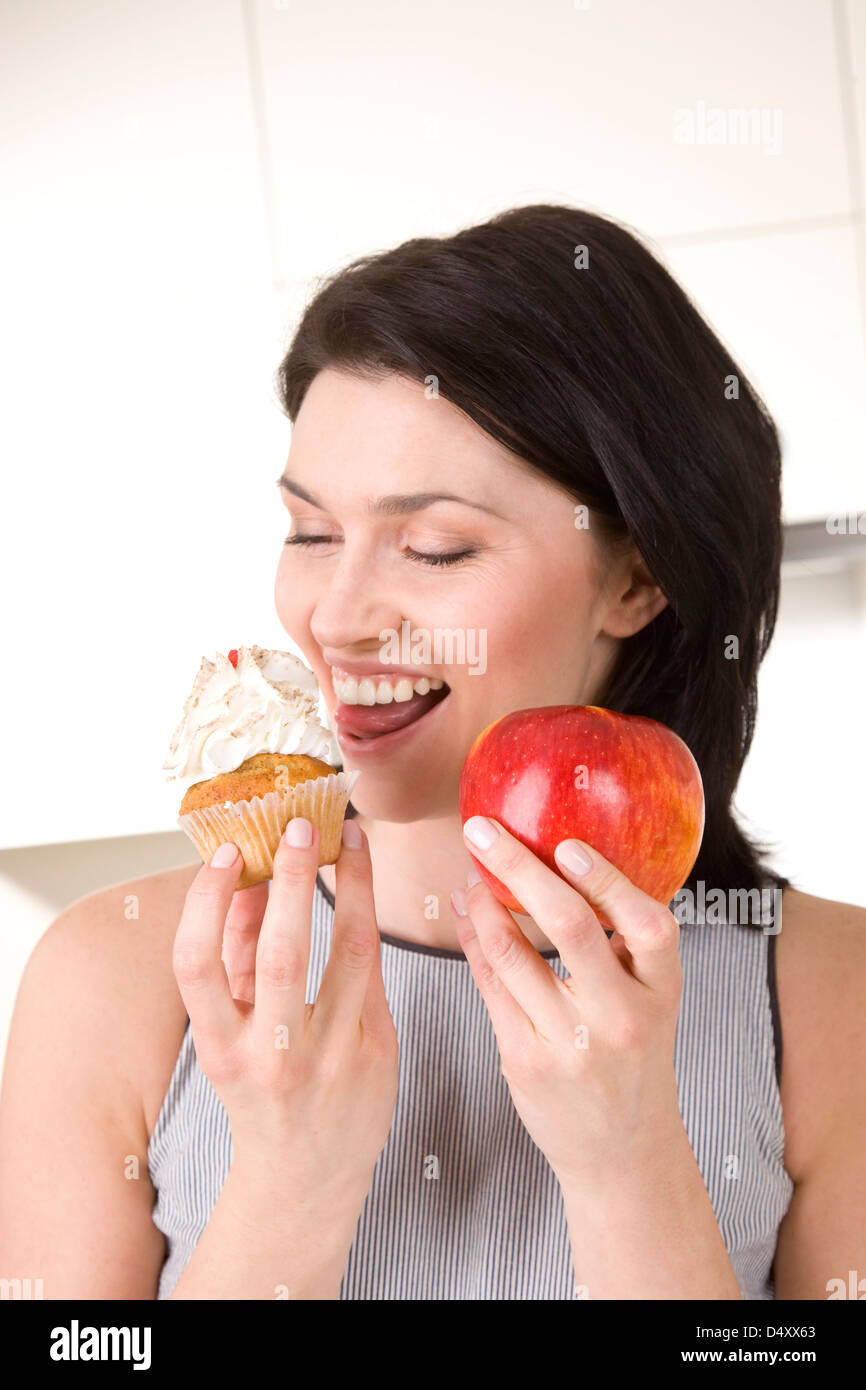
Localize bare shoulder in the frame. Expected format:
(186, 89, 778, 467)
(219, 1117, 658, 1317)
(774, 885, 866, 1183)
(0, 862, 200, 1296)
(39, 861, 199, 1138)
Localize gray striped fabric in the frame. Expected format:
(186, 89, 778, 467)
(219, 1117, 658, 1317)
(147, 874, 794, 1299)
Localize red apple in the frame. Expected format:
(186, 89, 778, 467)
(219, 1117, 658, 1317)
(458, 705, 704, 924)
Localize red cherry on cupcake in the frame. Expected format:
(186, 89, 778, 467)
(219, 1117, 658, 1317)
(228, 649, 239, 668)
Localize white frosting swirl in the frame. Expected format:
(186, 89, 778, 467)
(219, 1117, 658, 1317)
(163, 644, 340, 784)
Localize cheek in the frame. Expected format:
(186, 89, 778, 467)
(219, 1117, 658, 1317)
(273, 561, 333, 692)
(274, 558, 316, 643)
(485, 558, 594, 672)
(275, 553, 306, 607)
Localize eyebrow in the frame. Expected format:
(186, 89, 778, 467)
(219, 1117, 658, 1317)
(275, 473, 507, 519)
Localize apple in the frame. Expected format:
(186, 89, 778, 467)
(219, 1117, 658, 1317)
(458, 705, 704, 924)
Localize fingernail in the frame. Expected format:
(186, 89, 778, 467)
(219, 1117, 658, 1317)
(211, 842, 239, 868)
(342, 819, 363, 849)
(463, 816, 498, 850)
(284, 817, 313, 848)
(467, 865, 482, 887)
(450, 888, 468, 917)
(555, 839, 592, 875)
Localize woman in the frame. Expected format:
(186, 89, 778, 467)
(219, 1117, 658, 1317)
(1, 204, 863, 1300)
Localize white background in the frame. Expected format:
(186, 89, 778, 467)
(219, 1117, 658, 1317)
(1, 0, 865, 1073)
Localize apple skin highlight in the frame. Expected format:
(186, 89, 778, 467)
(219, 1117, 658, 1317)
(458, 705, 705, 923)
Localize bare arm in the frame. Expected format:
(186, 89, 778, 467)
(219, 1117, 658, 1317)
(0, 906, 165, 1299)
(773, 895, 866, 1298)
(167, 1156, 362, 1299)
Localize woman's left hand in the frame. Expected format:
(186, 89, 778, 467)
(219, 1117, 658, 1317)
(450, 816, 687, 1193)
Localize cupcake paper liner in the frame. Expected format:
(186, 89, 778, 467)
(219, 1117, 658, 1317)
(177, 768, 361, 890)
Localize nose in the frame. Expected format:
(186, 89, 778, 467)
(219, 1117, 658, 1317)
(308, 542, 405, 655)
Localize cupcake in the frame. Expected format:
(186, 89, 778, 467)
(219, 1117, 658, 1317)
(163, 644, 359, 889)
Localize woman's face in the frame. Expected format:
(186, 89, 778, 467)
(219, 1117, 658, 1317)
(274, 367, 628, 823)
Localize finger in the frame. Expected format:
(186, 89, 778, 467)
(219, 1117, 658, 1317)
(359, 942, 391, 1039)
(457, 879, 574, 1045)
(313, 821, 385, 1038)
(553, 839, 681, 993)
(451, 890, 535, 1048)
(172, 842, 245, 1050)
(251, 818, 318, 1048)
(222, 880, 269, 1002)
(462, 816, 625, 997)
(358, 896, 392, 1038)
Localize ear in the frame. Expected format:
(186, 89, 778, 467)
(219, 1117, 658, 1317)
(600, 546, 669, 639)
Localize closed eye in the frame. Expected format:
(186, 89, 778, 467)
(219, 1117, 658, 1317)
(283, 534, 477, 567)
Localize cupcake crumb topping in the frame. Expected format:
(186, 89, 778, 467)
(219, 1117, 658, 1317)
(163, 644, 339, 784)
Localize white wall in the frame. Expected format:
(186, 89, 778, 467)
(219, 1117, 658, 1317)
(2, 0, 865, 1076)
(738, 560, 866, 907)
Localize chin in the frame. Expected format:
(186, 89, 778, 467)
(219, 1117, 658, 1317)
(343, 776, 457, 824)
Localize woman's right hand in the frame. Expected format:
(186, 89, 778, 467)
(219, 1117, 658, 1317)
(172, 817, 399, 1219)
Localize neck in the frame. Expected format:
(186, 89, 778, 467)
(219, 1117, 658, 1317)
(318, 810, 557, 955)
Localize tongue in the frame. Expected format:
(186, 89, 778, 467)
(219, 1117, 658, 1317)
(334, 686, 448, 739)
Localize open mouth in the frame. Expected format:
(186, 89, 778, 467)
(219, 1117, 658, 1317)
(333, 681, 451, 744)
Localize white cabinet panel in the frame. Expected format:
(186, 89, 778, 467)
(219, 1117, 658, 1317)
(255, 0, 850, 275)
(656, 224, 866, 524)
(0, 0, 270, 295)
(846, 0, 866, 186)
(846, 0, 866, 328)
(738, 564, 866, 908)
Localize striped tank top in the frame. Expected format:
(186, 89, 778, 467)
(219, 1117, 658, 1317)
(147, 873, 794, 1299)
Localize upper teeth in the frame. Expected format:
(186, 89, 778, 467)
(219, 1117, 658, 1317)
(332, 670, 445, 705)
